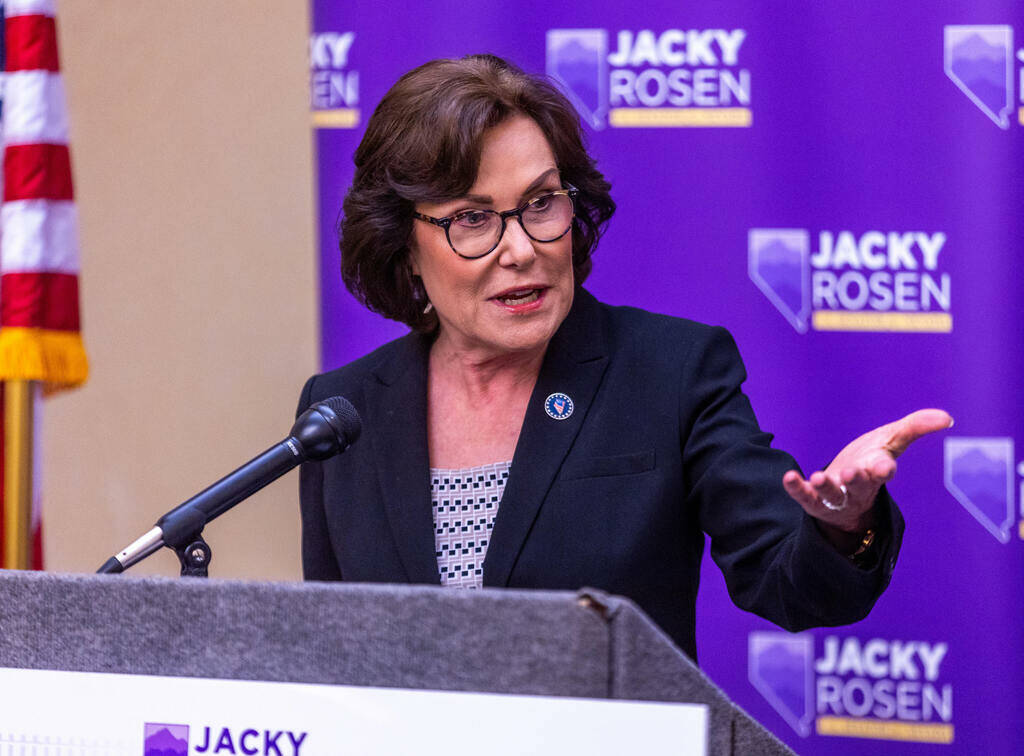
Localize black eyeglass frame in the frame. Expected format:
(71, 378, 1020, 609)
(412, 185, 579, 260)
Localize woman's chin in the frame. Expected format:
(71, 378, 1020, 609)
(488, 306, 566, 354)
(435, 284, 572, 359)
(441, 319, 557, 360)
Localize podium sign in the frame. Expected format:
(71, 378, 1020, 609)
(0, 667, 708, 755)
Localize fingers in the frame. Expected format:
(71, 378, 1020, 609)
(837, 458, 892, 501)
(838, 466, 872, 502)
(783, 470, 852, 512)
(809, 471, 846, 509)
(782, 408, 950, 533)
(783, 469, 818, 509)
(842, 452, 896, 484)
(783, 466, 882, 533)
(868, 454, 897, 481)
(884, 408, 954, 457)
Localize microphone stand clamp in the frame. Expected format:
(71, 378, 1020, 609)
(173, 533, 212, 578)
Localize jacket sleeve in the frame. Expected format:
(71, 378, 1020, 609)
(682, 326, 903, 630)
(297, 374, 343, 581)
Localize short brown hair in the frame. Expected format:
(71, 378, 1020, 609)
(340, 54, 616, 332)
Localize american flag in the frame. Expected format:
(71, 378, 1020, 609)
(0, 0, 88, 568)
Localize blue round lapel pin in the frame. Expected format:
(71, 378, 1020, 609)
(544, 392, 574, 421)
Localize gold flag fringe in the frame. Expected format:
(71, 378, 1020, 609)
(0, 327, 89, 394)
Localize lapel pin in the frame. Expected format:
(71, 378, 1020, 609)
(544, 392, 574, 421)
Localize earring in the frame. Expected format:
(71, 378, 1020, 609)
(412, 271, 432, 315)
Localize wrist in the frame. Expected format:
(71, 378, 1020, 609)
(847, 529, 878, 567)
(815, 508, 877, 555)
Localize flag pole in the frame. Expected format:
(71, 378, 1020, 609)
(3, 379, 34, 569)
(0, 5, 88, 570)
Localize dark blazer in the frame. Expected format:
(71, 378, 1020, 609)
(298, 288, 902, 660)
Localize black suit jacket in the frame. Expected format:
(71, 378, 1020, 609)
(298, 288, 902, 660)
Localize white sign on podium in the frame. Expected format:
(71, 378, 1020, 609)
(0, 667, 708, 755)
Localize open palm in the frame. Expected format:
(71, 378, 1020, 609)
(782, 409, 953, 535)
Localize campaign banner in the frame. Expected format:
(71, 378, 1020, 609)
(310, 2, 1024, 753)
(0, 667, 707, 755)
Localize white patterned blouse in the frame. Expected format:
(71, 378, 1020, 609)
(430, 460, 512, 588)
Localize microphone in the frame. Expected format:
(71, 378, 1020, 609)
(97, 396, 360, 575)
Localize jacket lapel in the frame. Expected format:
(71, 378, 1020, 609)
(483, 288, 610, 587)
(364, 332, 442, 584)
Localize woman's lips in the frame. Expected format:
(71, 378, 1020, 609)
(492, 286, 547, 311)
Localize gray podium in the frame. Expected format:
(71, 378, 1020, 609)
(0, 570, 793, 755)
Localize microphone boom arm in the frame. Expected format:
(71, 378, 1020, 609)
(96, 396, 361, 577)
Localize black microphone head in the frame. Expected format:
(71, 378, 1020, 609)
(291, 395, 362, 461)
(316, 395, 361, 446)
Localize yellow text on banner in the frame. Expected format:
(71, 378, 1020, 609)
(812, 311, 952, 333)
(312, 109, 360, 128)
(609, 108, 752, 128)
(816, 716, 954, 744)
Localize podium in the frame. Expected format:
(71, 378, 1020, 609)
(0, 570, 792, 755)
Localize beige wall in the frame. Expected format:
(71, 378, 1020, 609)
(45, 2, 318, 579)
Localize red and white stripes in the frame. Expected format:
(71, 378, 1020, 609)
(0, 0, 87, 388)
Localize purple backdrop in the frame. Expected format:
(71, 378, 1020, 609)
(309, 1, 1024, 751)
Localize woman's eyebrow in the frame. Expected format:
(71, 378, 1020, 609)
(519, 168, 561, 200)
(457, 168, 561, 206)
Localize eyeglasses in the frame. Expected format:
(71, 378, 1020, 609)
(412, 186, 578, 260)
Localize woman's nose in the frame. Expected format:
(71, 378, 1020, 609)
(496, 217, 537, 267)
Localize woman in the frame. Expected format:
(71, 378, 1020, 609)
(298, 55, 950, 660)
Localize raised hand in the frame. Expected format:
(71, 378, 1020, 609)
(782, 409, 953, 538)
